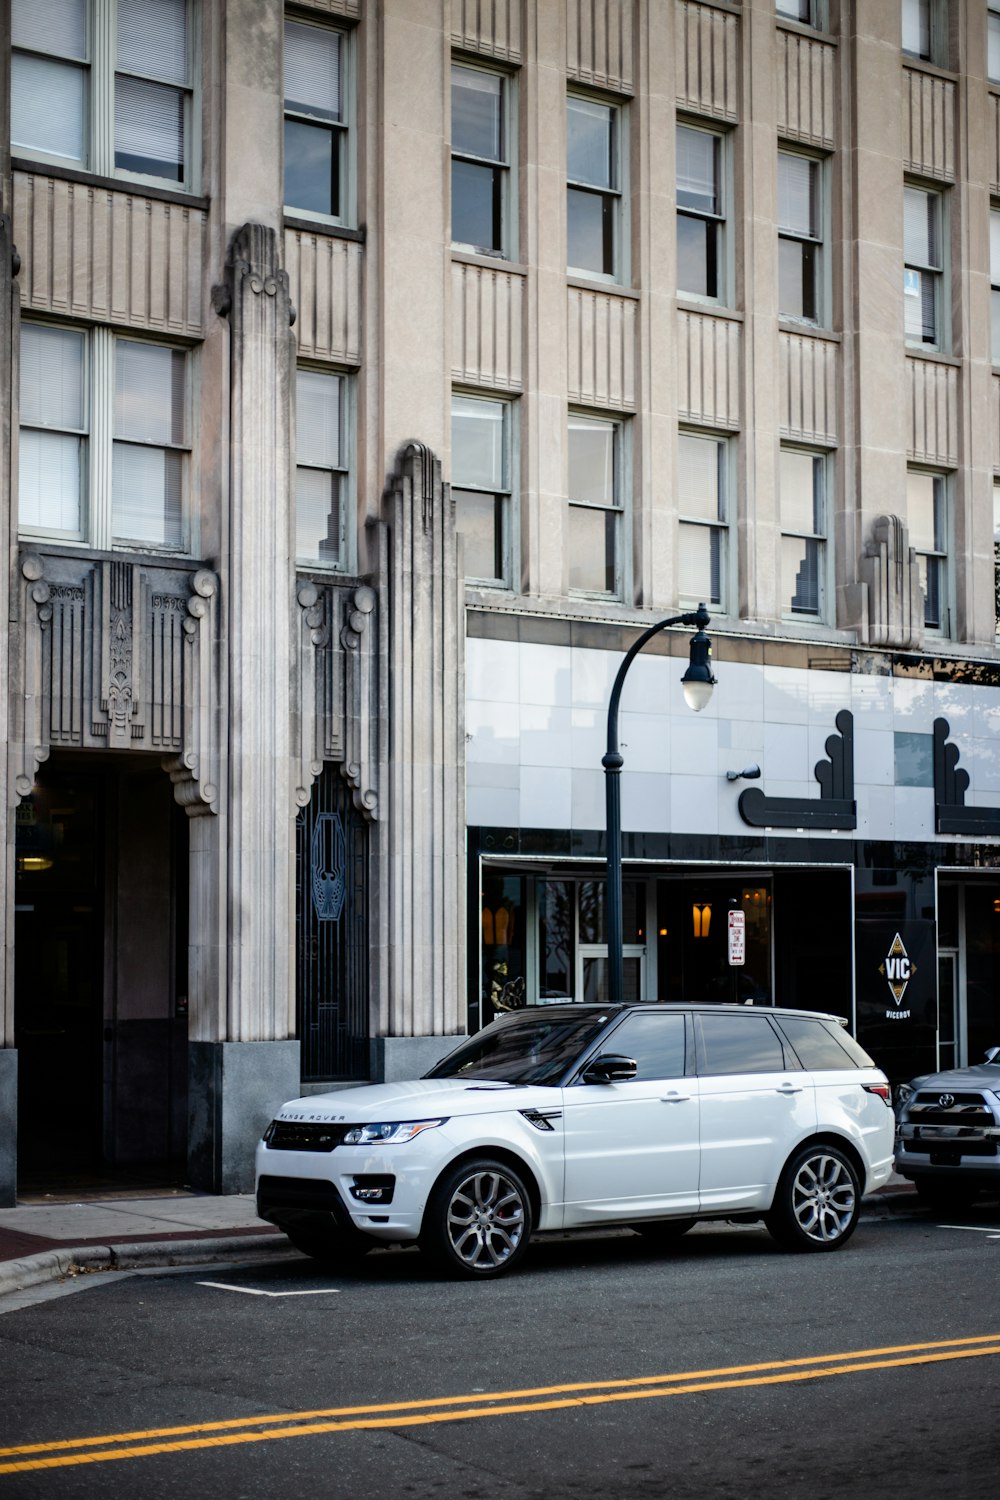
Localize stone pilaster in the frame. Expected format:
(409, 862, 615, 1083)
(0, 212, 17, 1203)
(375, 443, 466, 1043)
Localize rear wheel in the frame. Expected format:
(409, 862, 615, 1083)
(421, 1158, 532, 1279)
(765, 1144, 860, 1252)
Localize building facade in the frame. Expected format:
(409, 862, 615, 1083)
(3, 0, 1000, 1203)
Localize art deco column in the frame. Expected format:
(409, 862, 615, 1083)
(0, 214, 19, 1205)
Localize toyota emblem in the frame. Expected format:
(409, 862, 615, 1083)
(938, 1093, 956, 1108)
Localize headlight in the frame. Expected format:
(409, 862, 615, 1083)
(342, 1118, 447, 1144)
(894, 1083, 915, 1110)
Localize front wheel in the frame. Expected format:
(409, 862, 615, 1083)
(765, 1145, 860, 1253)
(421, 1158, 533, 1279)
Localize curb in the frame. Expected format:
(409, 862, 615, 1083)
(0, 1235, 295, 1296)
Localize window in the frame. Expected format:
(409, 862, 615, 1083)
(904, 186, 944, 349)
(994, 481, 1000, 637)
(604, 1012, 686, 1082)
(452, 394, 513, 586)
(907, 469, 949, 632)
(776, 0, 821, 25)
(678, 432, 728, 611)
(296, 368, 349, 568)
(567, 95, 624, 280)
(779, 447, 827, 619)
(451, 64, 513, 258)
(284, 15, 350, 221)
(676, 125, 726, 302)
(991, 5, 1000, 84)
(775, 1016, 860, 1071)
(901, 0, 946, 64)
(696, 1013, 787, 1076)
(778, 152, 823, 324)
(11, 0, 195, 187)
(19, 322, 189, 550)
(567, 414, 625, 596)
(992, 210, 1000, 364)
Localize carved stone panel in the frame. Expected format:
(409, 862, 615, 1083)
(858, 515, 923, 651)
(294, 578, 380, 817)
(15, 551, 219, 814)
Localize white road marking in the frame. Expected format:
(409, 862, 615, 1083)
(196, 1281, 340, 1297)
(938, 1225, 1000, 1239)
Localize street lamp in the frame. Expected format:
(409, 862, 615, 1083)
(602, 603, 716, 1007)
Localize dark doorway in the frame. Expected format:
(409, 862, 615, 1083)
(295, 765, 369, 1081)
(14, 756, 188, 1193)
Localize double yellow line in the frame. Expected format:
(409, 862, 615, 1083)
(2, 1334, 999, 1476)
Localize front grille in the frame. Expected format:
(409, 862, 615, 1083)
(264, 1121, 350, 1152)
(907, 1092, 996, 1126)
(256, 1174, 344, 1217)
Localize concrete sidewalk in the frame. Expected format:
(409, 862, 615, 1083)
(0, 1175, 917, 1298)
(0, 1191, 291, 1296)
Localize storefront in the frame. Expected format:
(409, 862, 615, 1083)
(465, 623, 1000, 1093)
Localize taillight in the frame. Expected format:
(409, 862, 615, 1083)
(863, 1083, 892, 1107)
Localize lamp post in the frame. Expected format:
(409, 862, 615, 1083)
(602, 603, 716, 1008)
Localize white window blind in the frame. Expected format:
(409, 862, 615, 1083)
(11, 0, 86, 56)
(11, 54, 87, 162)
(118, 0, 188, 83)
(112, 340, 186, 547)
(297, 370, 342, 468)
(285, 21, 341, 120)
(19, 324, 86, 534)
(114, 341, 185, 444)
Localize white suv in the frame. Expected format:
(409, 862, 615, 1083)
(255, 1004, 895, 1279)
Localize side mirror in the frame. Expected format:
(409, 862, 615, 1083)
(985, 1046, 999, 1063)
(581, 1053, 637, 1084)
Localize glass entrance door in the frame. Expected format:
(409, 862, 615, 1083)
(936, 949, 960, 1071)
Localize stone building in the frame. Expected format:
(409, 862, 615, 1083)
(3, 0, 1000, 1204)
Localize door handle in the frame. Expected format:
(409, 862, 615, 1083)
(776, 1084, 803, 1094)
(660, 1092, 691, 1103)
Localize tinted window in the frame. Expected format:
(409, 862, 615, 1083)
(777, 1016, 863, 1070)
(697, 1014, 786, 1076)
(603, 1012, 686, 1081)
(426, 1014, 612, 1085)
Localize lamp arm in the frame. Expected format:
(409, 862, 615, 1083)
(605, 608, 707, 756)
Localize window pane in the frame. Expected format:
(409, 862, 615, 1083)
(11, 55, 86, 163)
(285, 21, 341, 121)
(284, 119, 339, 216)
(679, 521, 722, 607)
(780, 449, 821, 533)
(678, 434, 723, 521)
(21, 325, 85, 430)
(567, 187, 614, 276)
(115, 342, 185, 445)
(992, 213, 1000, 284)
(12, 0, 86, 56)
(698, 1014, 786, 1076)
(677, 214, 718, 298)
(118, 0, 187, 85)
(452, 159, 502, 252)
(778, 237, 817, 319)
(453, 397, 504, 489)
(452, 66, 501, 161)
(115, 77, 185, 179)
(567, 97, 613, 188)
(297, 370, 342, 468)
(568, 504, 616, 593)
(112, 442, 183, 546)
(903, 267, 937, 343)
(901, 0, 931, 58)
(907, 470, 944, 551)
(904, 188, 938, 267)
(606, 1012, 686, 1081)
(993, 289, 1000, 366)
(19, 431, 83, 532)
(920, 554, 943, 629)
(782, 535, 820, 614)
(778, 154, 817, 237)
(296, 467, 342, 563)
(676, 127, 719, 214)
(538, 879, 573, 999)
(777, 1017, 857, 1071)
(990, 11, 1000, 83)
(777, 0, 812, 18)
(454, 489, 502, 581)
(569, 418, 614, 507)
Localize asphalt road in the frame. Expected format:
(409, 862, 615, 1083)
(0, 1200, 998, 1500)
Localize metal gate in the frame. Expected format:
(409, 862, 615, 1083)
(295, 766, 369, 1080)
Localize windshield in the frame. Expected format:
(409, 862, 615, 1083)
(425, 1014, 612, 1085)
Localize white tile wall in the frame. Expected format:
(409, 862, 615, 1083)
(465, 638, 1000, 845)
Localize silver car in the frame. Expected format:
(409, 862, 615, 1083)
(895, 1048, 1000, 1209)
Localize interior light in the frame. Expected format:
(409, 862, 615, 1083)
(692, 902, 712, 939)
